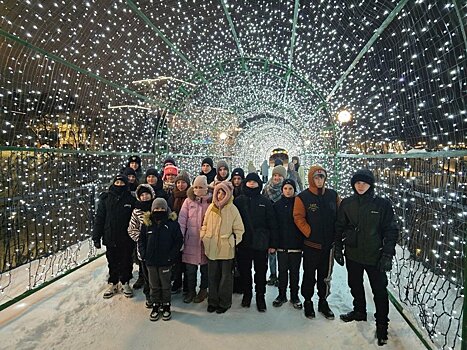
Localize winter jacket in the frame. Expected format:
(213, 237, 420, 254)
(293, 165, 341, 251)
(201, 190, 244, 260)
(93, 187, 136, 247)
(139, 212, 183, 267)
(335, 188, 399, 266)
(233, 187, 278, 251)
(178, 187, 212, 265)
(273, 196, 303, 250)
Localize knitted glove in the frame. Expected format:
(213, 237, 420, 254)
(377, 253, 393, 272)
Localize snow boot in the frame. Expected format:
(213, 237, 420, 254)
(207, 305, 217, 313)
(241, 294, 252, 308)
(103, 283, 118, 299)
(256, 294, 267, 312)
(340, 310, 367, 322)
(267, 274, 278, 286)
(150, 303, 162, 321)
(132, 275, 144, 290)
(216, 306, 229, 314)
(376, 324, 388, 346)
(318, 299, 335, 320)
(272, 295, 287, 307)
(162, 304, 172, 321)
(304, 300, 315, 319)
(122, 282, 133, 298)
(193, 288, 208, 303)
(145, 299, 153, 309)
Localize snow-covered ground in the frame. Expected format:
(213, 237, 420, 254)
(0, 256, 429, 350)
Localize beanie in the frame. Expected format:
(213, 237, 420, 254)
(113, 174, 128, 186)
(216, 160, 229, 172)
(272, 165, 287, 179)
(128, 155, 142, 166)
(192, 175, 208, 196)
(174, 170, 191, 185)
(201, 157, 214, 168)
(145, 168, 159, 178)
(163, 164, 179, 180)
(122, 167, 137, 178)
(163, 157, 176, 167)
(245, 172, 263, 187)
(282, 179, 297, 193)
(151, 197, 168, 211)
(231, 167, 245, 180)
(351, 169, 375, 190)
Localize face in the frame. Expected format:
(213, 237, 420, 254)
(355, 181, 371, 195)
(246, 180, 258, 188)
(153, 207, 166, 212)
(146, 175, 157, 185)
(292, 159, 297, 164)
(129, 161, 139, 171)
(139, 192, 152, 201)
(114, 180, 126, 187)
(165, 174, 176, 182)
(127, 174, 136, 183)
(201, 163, 212, 174)
(272, 173, 283, 185)
(313, 175, 325, 188)
(282, 184, 295, 198)
(232, 176, 242, 187)
(217, 189, 226, 202)
(176, 180, 188, 191)
(218, 167, 228, 179)
(193, 185, 207, 196)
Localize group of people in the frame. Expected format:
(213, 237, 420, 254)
(92, 155, 398, 346)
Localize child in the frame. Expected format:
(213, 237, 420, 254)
(210, 160, 230, 186)
(200, 157, 216, 184)
(128, 184, 155, 307)
(139, 198, 183, 321)
(179, 175, 212, 303)
(272, 179, 303, 309)
(145, 168, 168, 199)
(163, 164, 179, 197)
(230, 168, 245, 199)
(201, 182, 244, 313)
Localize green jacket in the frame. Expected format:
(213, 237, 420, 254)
(335, 190, 398, 266)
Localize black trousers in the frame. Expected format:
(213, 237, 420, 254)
(237, 247, 268, 296)
(171, 252, 185, 289)
(185, 263, 208, 291)
(346, 258, 389, 325)
(138, 260, 150, 300)
(147, 265, 172, 304)
(277, 251, 302, 299)
(106, 242, 134, 284)
(208, 259, 234, 309)
(301, 247, 333, 301)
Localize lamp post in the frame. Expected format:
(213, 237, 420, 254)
(331, 109, 352, 189)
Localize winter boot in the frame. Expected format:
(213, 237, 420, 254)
(145, 298, 153, 309)
(132, 275, 144, 290)
(122, 282, 133, 298)
(340, 310, 367, 322)
(150, 303, 162, 321)
(241, 294, 252, 308)
(318, 299, 335, 320)
(272, 294, 287, 307)
(207, 305, 217, 313)
(376, 324, 388, 346)
(256, 294, 267, 312)
(290, 297, 303, 310)
(216, 306, 229, 314)
(103, 283, 118, 299)
(267, 274, 278, 286)
(304, 300, 316, 319)
(193, 288, 208, 303)
(162, 304, 172, 321)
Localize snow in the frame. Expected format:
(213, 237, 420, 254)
(0, 256, 429, 350)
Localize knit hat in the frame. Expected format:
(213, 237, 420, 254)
(201, 157, 214, 168)
(113, 174, 128, 186)
(163, 164, 179, 180)
(272, 165, 287, 179)
(351, 169, 375, 190)
(163, 157, 177, 167)
(216, 160, 229, 172)
(231, 168, 245, 180)
(174, 170, 191, 185)
(145, 168, 159, 177)
(136, 184, 155, 200)
(245, 172, 262, 187)
(151, 197, 168, 211)
(128, 155, 142, 166)
(192, 175, 208, 196)
(122, 167, 137, 178)
(282, 179, 297, 193)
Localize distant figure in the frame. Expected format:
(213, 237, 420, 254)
(261, 160, 269, 183)
(247, 161, 256, 174)
(291, 156, 305, 191)
(287, 162, 303, 192)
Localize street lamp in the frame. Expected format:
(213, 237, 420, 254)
(337, 109, 352, 123)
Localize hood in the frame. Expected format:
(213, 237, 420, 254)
(307, 164, 327, 195)
(143, 211, 178, 226)
(135, 184, 156, 202)
(213, 181, 234, 209)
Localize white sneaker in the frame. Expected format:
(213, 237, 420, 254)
(122, 282, 133, 298)
(103, 283, 118, 299)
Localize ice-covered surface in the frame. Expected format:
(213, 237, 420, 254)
(0, 256, 429, 350)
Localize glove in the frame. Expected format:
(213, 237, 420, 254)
(377, 253, 393, 272)
(93, 240, 102, 249)
(334, 248, 344, 266)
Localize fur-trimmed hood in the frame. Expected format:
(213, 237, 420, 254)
(135, 184, 156, 202)
(143, 211, 178, 226)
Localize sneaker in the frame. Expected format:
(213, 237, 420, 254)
(272, 295, 287, 307)
(183, 291, 195, 303)
(304, 300, 315, 319)
(216, 306, 229, 314)
(207, 305, 217, 313)
(193, 288, 208, 303)
(149, 304, 162, 321)
(132, 275, 144, 290)
(241, 294, 252, 308)
(318, 299, 335, 320)
(340, 311, 367, 322)
(103, 283, 118, 299)
(162, 304, 172, 321)
(256, 295, 266, 312)
(267, 275, 278, 286)
(145, 299, 153, 308)
(122, 282, 133, 298)
(376, 324, 388, 346)
(290, 298, 303, 310)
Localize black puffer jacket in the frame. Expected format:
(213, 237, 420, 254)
(139, 212, 183, 267)
(273, 196, 303, 250)
(92, 187, 136, 247)
(335, 189, 398, 265)
(233, 187, 278, 250)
